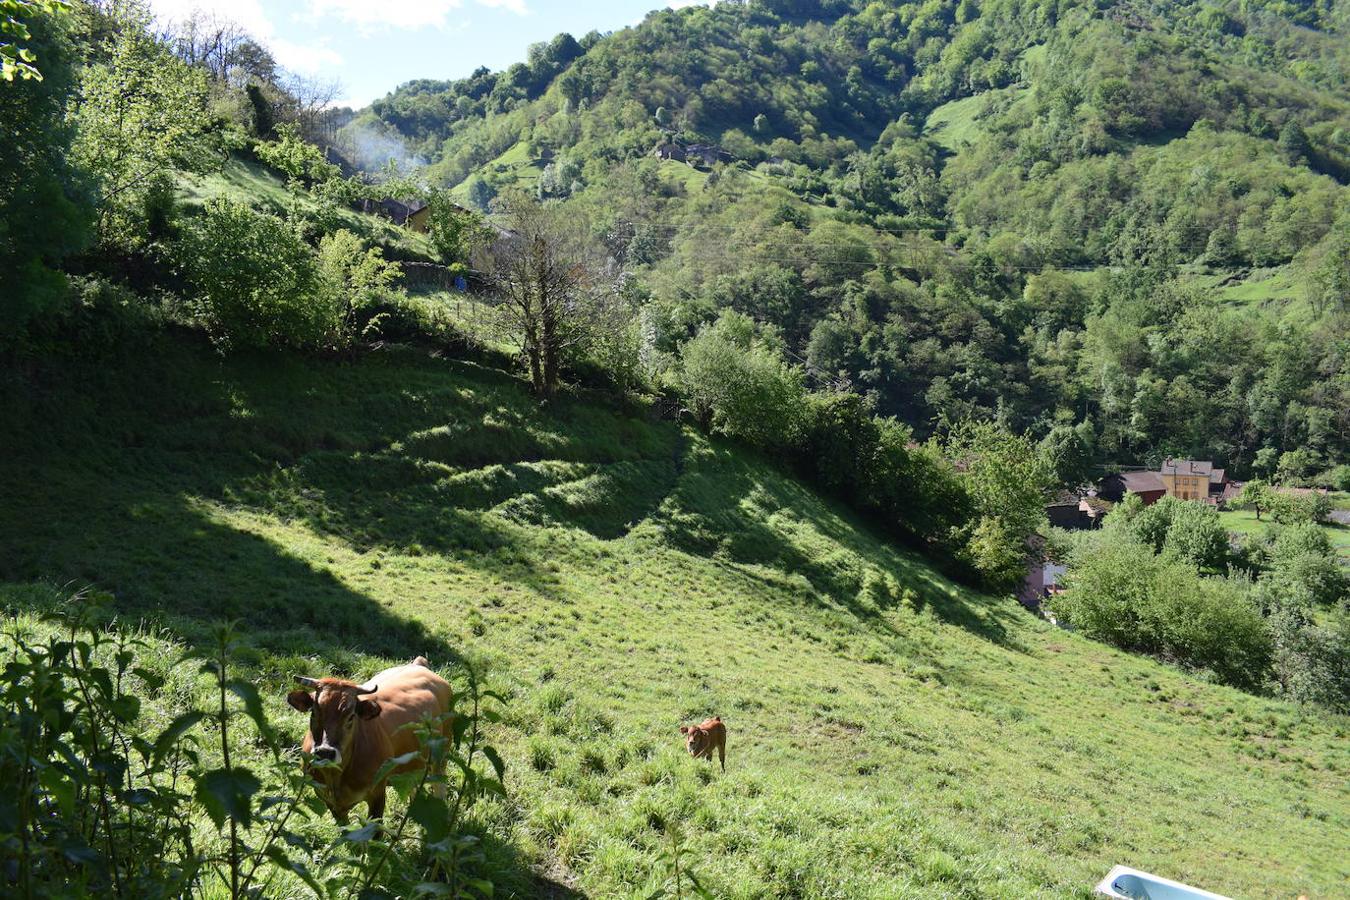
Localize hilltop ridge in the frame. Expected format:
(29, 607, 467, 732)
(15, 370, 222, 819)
(345, 0, 1350, 472)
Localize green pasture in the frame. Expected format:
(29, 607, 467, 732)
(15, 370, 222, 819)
(2, 344, 1346, 898)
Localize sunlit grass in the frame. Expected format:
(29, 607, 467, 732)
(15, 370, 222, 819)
(2, 342, 1346, 897)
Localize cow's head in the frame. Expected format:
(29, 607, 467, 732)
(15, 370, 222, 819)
(679, 723, 711, 759)
(287, 676, 382, 768)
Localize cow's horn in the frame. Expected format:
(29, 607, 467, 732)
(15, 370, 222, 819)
(355, 681, 378, 696)
(294, 675, 320, 688)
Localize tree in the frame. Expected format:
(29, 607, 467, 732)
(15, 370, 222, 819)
(0, 0, 89, 343)
(1127, 495, 1183, 553)
(72, 12, 216, 247)
(1278, 121, 1310, 165)
(424, 193, 493, 268)
(475, 193, 620, 397)
(1268, 602, 1350, 712)
(947, 421, 1053, 542)
(945, 421, 1054, 591)
(465, 175, 495, 212)
(177, 199, 332, 352)
(1039, 421, 1095, 488)
(1236, 480, 1273, 520)
(254, 122, 340, 189)
(677, 310, 805, 449)
(316, 229, 403, 345)
(0, 0, 67, 81)
(1252, 447, 1279, 477)
(1162, 501, 1230, 572)
(246, 83, 275, 138)
(1275, 448, 1320, 486)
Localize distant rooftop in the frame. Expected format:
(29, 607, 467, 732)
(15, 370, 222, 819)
(1161, 458, 1226, 484)
(1119, 471, 1166, 493)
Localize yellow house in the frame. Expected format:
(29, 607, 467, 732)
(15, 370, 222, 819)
(1158, 459, 1225, 502)
(406, 204, 431, 234)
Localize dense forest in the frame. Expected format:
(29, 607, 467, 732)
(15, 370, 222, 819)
(354, 0, 1350, 484)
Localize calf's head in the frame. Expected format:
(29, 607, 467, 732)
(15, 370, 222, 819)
(287, 676, 382, 767)
(679, 723, 712, 758)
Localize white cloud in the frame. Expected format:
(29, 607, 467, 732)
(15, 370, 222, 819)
(147, 0, 344, 73)
(476, 0, 528, 14)
(271, 38, 343, 73)
(149, 0, 276, 39)
(304, 0, 526, 30)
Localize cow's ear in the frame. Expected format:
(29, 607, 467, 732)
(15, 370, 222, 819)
(287, 690, 314, 712)
(678, 725, 689, 734)
(356, 698, 382, 720)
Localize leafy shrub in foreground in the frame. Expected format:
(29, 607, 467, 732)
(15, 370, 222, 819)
(0, 594, 507, 898)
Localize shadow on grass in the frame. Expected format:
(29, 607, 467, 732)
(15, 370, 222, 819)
(651, 441, 1027, 649)
(0, 340, 683, 639)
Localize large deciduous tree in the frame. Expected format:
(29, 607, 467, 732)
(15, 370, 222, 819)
(71, 6, 216, 248)
(0, 0, 89, 343)
(476, 193, 621, 397)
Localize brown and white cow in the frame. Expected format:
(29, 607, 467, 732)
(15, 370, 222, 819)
(286, 656, 452, 822)
(679, 716, 726, 772)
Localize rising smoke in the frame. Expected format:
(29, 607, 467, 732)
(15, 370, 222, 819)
(339, 121, 427, 174)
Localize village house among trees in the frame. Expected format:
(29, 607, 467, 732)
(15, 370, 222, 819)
(1099, 458, 1233, 507)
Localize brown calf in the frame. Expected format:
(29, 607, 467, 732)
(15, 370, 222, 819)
(286, 656, 452, 822)
(679, 716, 726, 772)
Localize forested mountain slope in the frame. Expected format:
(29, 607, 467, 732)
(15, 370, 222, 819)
(355, 0, 1350, 477)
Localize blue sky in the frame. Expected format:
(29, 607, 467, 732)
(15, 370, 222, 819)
(148, 1, 714, 109)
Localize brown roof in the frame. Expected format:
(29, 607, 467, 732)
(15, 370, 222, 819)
(1118, 471, 1166, 493)
(1160, 458, 1212, 477)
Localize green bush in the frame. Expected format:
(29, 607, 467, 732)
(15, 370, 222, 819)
(0, 595, 508, 898)
(1117, 496, 1231, 571)
(1161, 501, 1230, 571)
(316, 228, 403, 345)
(1267, 491, 1333, 526)
(789, 392, 974, 573)
(1260, 525, 1349, 608)
(1056, 538, 1271, 690)
(943, 421, 1054, 591)
(177, 199, 335, 352)
(1268, 603, 1350, 713)
(676, 311, 805, 451)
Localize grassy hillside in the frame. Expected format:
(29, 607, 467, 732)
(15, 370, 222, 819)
(178, 154, 437, 261)
(2, 341, 1346, 898)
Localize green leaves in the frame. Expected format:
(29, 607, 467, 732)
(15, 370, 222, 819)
(407, 793, 451, 842)
(195, 767, 261, 829)
(341, 820, 381, 843)
(225, 678, 277, 750)
(153, 711, 204, 764)
(370, 749, 422, 790)
(0, 0, 68, 82)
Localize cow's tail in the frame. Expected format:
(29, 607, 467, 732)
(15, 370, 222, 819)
(410, 655, 430, 668)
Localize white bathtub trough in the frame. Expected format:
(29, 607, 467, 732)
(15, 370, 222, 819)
(1094, 865, 1231, 900)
